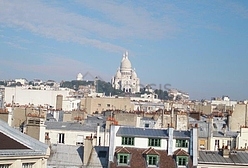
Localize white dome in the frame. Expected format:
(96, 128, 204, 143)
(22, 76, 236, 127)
(77, 73, 83, 80)
(120, 53, 132, 71)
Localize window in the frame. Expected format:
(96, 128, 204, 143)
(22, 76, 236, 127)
(122, 137, 134, 145)
(22, 163, 34, 168)
(107, 104, 110, 107)
(177, 156, 188, 166)
(146, 155, 159, 166)
(0, 164, 11, 168)
(227, 140, 231, 146)
(118, 153, 130, 165)
(58, 133, 65, 143)
(76, 135, 84, 145)
(176, 139, 188, 148)
(215, 139, 219, 149)
(145, 123, 149, 128)
(148, 138, 161, 147)
(199, 140, 205, 149)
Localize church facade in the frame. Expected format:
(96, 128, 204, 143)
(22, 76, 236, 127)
(111, 52, 140, 93)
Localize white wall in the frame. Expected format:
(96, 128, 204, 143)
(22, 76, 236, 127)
(4, 87, 71, 107)
(62, 98, 81, 111)
(210, 137, 234, 151)
(115, 136, 167, 150)
(46, 129, 108, 146)
(236, 128, 248, 149)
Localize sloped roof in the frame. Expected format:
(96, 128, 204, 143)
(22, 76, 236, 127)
(110, 147, 176, 168)
(45, 115, 107, 132)
(0, 119, 48, 157)
(115, 147, 131, 154)
(199, 150, 248, 165)
(142, 147, 160, 155)
(174, 149, 189, 156)
(173, 130, 191, 139)
(116, 127, 168, 138)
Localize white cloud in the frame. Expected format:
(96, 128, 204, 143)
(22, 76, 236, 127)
(0, 0, 179, 53)
(76, 0, 179, 39)
(0, 0, 126, 53)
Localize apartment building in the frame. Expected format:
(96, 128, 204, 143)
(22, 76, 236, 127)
(0, 119, 50, 168)
(108, 125, 198, 168)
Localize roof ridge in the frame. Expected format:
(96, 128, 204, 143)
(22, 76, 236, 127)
(142, 147, 160, 155)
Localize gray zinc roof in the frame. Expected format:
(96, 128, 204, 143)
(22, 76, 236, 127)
(45, 115, 107, 132)
(116, 127, 168, 138)
(173, 130, 190, 139)
(0, 119, 48, 156)
(213, 131, 239, 138)
(199, 150, 248, 165)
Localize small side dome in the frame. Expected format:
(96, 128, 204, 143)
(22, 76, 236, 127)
(131, 70, 137, 78)
(115, 68, 122, 78)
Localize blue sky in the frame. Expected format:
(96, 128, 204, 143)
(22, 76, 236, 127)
(0, 0, 248, 100)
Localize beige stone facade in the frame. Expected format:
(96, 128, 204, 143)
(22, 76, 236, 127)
(80, 97, 134, 114)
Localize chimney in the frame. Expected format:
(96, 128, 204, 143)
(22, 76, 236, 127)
(83, 136, 93, 166)
(167, 126, 174, 155)
(190, 125, 198, 166)
(96, 123, 100, 146)
(222, 147, 230, 158)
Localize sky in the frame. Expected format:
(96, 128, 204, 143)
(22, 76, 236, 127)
(0, 0, 248, 100)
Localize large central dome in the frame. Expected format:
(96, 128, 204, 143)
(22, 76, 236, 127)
(120, 51, 132, 71)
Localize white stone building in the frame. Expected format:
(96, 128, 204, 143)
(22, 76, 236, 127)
(111, 52, 140, 93)
(108, 125, 198, 168)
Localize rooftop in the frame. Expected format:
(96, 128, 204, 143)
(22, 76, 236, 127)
(199, 150, 248, 165)
(116, 126, 191, 139)
(45, 115, 107, 132)
(0, 119, 48, 157)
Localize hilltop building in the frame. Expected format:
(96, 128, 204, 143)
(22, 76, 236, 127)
(111, 52, 140, 93)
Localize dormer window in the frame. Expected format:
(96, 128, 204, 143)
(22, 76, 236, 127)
(117, 153, 130, 165)
(143, 147, 160, 167)
(174, 149, 189, 167)
(177, 156, 188, 166)
(146, 154, 159, 166)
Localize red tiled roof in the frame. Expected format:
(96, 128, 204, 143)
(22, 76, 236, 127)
(142, 147, 160, 155)
(110, 147, 176, 168)
(173, 148, 189, 156)
(115, 147, 131, 154)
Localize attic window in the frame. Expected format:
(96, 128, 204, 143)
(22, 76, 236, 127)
(146, 154, 159, 166)
(176, 156, 188, 166)
(117, 153, 130, 165)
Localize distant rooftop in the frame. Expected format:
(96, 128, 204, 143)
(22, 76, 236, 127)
(199, 150, 248, 165)
(46, 115, 107, 132)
